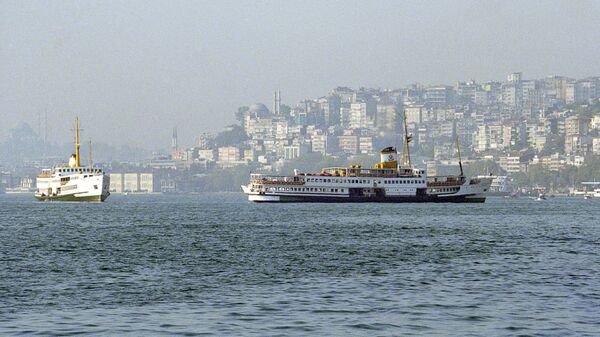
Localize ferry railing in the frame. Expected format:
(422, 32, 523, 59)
(250, 174, 305, 185)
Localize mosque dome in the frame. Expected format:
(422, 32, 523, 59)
(247, 103, 271, 118)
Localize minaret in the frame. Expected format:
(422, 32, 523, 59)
(172, 127, 178, 151)
(272, 90, 282, 115)
(273, 90, 282, 115)
(277, 90, 281, 115)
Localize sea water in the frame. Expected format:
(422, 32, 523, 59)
(1, 194, 598, 335)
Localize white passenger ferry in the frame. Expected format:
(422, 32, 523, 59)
(35, 117, 110, 202)
(242, 148, 491, 203)
(243, 117, 493, 203)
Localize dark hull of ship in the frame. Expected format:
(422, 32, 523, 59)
(251, 194, 486, 203)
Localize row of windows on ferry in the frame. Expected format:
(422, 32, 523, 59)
(57, 168, 100, 173)
(304, 178, 425, 184)
(270, 187, 345, 193)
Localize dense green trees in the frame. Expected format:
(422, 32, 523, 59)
(199, 163, 259, 192)
(506, 157, 600, 191)
(214, 125, 248, 147)
(463, 159, 506, 177)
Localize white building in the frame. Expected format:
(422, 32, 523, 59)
(498, 156, 522, 174)
(110, 173, 124, 193)
(139, 173, 156, 192)
(124, 173, 139, 192)
(283, 144, 309, 160)
(338, 135, 358, 155)
(349, 102, 374, 129)
(404, 105, 425, 124)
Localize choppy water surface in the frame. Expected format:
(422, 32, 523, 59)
(1, 193, 599, 335)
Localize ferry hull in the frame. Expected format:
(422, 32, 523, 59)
(35, 195, 108, 202)
(34, 193, 109, 202)
(247, 194, 486, 203)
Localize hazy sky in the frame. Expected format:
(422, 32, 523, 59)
(2, 0, 599, 149)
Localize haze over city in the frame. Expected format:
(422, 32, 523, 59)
(1, 0, 600, 148)
(3, 2, 600, 335)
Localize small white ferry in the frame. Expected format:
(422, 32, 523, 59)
(35, 117, 110, 202)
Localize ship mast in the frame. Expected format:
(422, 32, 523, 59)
(88, 139, 93, 171)
(400, 109, 412, 168)
(456, 133, 464, 177)
(75, 116, 81, 167)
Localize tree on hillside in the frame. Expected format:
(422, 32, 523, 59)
(540, 134, 564, 156)
(235, 106, 249, 125)
(526, 164, 554, 189)
(463, 159, 506, 177)
(214, 125, 248, 147)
